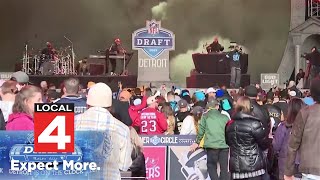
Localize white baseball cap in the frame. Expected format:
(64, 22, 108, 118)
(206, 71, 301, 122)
(289, 90, 297, 97)
(206, 87, 217, 94)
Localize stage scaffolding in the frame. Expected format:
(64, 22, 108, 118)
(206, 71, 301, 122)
(308, 0, 320, 18)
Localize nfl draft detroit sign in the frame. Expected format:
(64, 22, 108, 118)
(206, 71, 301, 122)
(132, 20, 175, 82)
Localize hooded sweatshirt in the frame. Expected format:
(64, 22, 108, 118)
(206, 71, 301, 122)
(6, 113, 33, 131)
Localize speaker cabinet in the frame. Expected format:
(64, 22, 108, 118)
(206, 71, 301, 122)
(89, 64, 105, 75)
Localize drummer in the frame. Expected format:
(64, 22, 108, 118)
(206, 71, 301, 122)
(39, 42, 57, 70)
(41, 42, 56, 60)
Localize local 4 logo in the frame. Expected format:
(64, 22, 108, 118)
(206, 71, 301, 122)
(34, 103, 75, 152)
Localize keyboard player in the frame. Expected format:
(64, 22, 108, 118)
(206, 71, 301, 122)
(106, 38, 126, 76)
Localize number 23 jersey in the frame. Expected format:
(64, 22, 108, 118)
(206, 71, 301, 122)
(138, 107, 168, 135)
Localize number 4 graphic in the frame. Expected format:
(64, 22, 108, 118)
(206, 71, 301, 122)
(38, 116, 71, 150)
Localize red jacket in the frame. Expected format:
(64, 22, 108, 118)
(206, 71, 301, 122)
(138, 107, 168, 135)
(129, 96, 147, 127)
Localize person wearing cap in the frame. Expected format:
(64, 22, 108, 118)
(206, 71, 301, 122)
(226, 44, 242, 88)
(174, 99, 191, 134)
(264, 91, 283, 135)
(193, 91, 206, 108)
(216, 89, 233, 116)
(245, 85, 271, 136)
(167, 91, 178, 112)
(206, 87, 217, 99)
(190, 98, 230, 180)
(302, 96, 315, 106)
(54, 78, 87, 115)
(138, 91, 167, 135)
(287, 81, 302, 98)
(75, 83, 132, 180)
(180, 106, 203, 135)
(10, 71, 30, 89)
(288, 90, 297, 99)
(284, 78, 320, 180)
(106, 38, 132, 75)
(274, 89, 289, 118)
(181, 89, 192, 104)
(244, 85, 271, 180)
(129, 96, 148, 131)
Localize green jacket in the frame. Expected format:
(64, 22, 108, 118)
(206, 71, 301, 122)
(196, 109, 229, 149)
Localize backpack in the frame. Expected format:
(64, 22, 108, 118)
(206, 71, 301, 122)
(221, 99, 232, 111)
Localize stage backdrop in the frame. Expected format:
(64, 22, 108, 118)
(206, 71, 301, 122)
(0, 0, 290, 85)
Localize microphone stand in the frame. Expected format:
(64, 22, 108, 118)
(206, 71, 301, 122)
(120, 45, 126, 75)
(23, 42, 31, 74)
(64, 35, 75, 75)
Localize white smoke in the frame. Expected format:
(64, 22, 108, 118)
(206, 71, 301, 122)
(151, 1, 249, 86)
(151, 2, 168, 20)
(170, 36, 234, 86)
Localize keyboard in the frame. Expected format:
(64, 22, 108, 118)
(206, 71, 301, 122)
(89, 55, 125, 59)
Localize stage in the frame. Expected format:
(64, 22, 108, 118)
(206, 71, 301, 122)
(29, 75, 137, 91)
(187, 74, 250, 88)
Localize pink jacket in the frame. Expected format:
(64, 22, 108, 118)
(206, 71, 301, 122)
(6, 113, 34, 131)
(129, 96, 147, 127)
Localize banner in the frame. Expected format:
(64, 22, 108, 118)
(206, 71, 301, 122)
(260, 73, 280, 90)
(141, 135, 196, 146)
(132, 20, 175, 82)
(0, 72, 14, 80)
(143, 146, 167, 180)
(168, 146, 211, 180)
(0, 131, 108, 180)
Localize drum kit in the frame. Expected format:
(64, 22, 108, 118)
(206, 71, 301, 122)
(21, 42, 76, 75)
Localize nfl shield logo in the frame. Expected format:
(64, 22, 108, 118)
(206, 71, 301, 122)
(147, 21, 159, 35)
(150, 135, 161, 145)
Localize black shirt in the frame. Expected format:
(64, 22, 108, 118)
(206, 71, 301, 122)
(41, 47, 55, 57)
(274, 100, 288, 118)
(112, 99, 132, 126)
(227, 50, 241, 68)
(207, 42, 223, 53)
(296, 72, 305, 84)
(109, 43, 120, 54)
(305, 50, 320, 66)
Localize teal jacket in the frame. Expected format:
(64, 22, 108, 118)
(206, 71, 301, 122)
(196, 109, 229, 149)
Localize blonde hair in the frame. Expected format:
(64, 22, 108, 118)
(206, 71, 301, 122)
(235, 96, 252, 114)
(12, 85, 42, 114)
(130, 127, 143, 157)
(161, 103, 175, 135)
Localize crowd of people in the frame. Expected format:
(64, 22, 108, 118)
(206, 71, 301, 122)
(0, 70, 320, 180)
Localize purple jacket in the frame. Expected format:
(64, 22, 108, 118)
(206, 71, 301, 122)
(273, 122, 299, 177)
(6, 113, 34, 131)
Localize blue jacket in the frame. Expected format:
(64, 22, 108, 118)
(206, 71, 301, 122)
(55, 95, 87, 115)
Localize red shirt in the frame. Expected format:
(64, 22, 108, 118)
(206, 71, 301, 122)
(138, 107, 167, 135)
